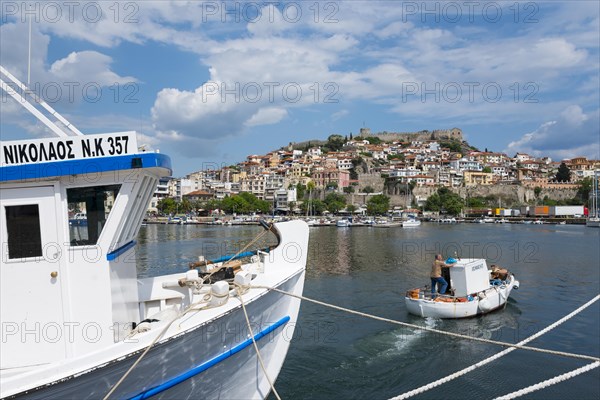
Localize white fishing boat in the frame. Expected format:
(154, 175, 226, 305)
(0, 66, 308, 399)
(402, 218, 421, 227)
(405, 258, 520, 319)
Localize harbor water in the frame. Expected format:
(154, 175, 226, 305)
(137, 223, 600, 399)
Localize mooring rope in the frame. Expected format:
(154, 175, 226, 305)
(494, 361, 600, 399)
(199, 222, 274, 284)
(103, 225, 276, 399)
(250, 286, 600, 363)
(235, 284, 282, 400)
(389, 294, 600, 399)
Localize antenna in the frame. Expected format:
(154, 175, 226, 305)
(27, 15, 32, 86)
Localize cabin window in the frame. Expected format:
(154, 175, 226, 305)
(5, 205, 43, 259)
(67, 185, 121, 246)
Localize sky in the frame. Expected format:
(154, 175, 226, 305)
(1, 1, 599, 176)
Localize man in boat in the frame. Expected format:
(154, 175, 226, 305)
(430, 254, 452, 298)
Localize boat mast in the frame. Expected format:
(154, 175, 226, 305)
(0, 65, 83, 137)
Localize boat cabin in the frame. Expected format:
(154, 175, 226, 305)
(448, 258, 491, 297)
(0, 132, 171, 370)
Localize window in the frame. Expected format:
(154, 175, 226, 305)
(5, 205, 43, 259)
(67, 185, 120, 246)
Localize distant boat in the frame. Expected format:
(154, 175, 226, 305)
(402, 218, 421, 227)
(587, 218, 600, 228)
(336, 218, 351, 227)
(439, 217, 457, 223)
(68, 212, 87, 226)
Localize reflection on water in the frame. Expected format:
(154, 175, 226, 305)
(280, 223, 599, 400)
(136, 224, 277, 278)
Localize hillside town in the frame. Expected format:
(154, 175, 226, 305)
(149, 128, 599, 218)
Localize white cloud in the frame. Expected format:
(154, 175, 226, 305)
(331, 109, 349, 121)
(245, 107, 288, 127)
(50, 51, 136, 85)
(505, 106, 600, 159)
(2, 1, 598, 166)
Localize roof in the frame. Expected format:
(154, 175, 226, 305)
(184, 190, 213, 197)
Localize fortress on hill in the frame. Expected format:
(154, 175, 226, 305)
(360, 127, 463, 142)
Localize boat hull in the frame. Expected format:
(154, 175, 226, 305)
(402, 220, 421, 227)
(5, 270, 304, 400)
(405, 275, 518, 319)
(586, 218, 600, 228)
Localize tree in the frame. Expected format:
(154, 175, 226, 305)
(326, 134, 345, 152)
(363, 186, 375, 194)
(346, 204, 357, 214)
(301, 199, 326, 215)
(157, 198, 177, 215)
(444, 196, 464, 215)
(425, 193, 442, 212)
(575, 177, 593, 205)
(424, 187, 464, 215)
(534, 186, 542, 198)
(555, 162, 571, 182)
(324, 193, 346, 214)
(467, 197, 486, 208)
(343, 186, 354, 194)
(204, 199, 223, 213)
(180, 198, 192, 213)
(482, 166, 492, 173)
(220, 192, 270, 214)
(296, 183, 306, 200)
(365, 136, 382, 145)
(367, 194, 390, 215)
(387, 153, 405, 161)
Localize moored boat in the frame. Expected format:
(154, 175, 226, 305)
(336, 218, 351, 227)
(405, 258, 520, 318)
(402, 218, 421, 227)
(0, 66, 308, 399)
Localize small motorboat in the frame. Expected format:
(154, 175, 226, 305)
(405, 258, 520, 318)
(402, 218, 421, 227)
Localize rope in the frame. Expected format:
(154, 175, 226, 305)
(104, 294, 227, 400)
(390, 294, 600, 399)
(494, 361, 600, 399)
(235, 284, 282, 400)
(251, 286, 600, 363)
(104, 226, 276, 399)
(200, 222, 274, 284)
(103, 311, 181, 400)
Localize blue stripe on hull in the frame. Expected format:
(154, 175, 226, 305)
(128, 315, 291, 400)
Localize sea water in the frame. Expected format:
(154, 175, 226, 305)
(137, 223, 600, 399)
